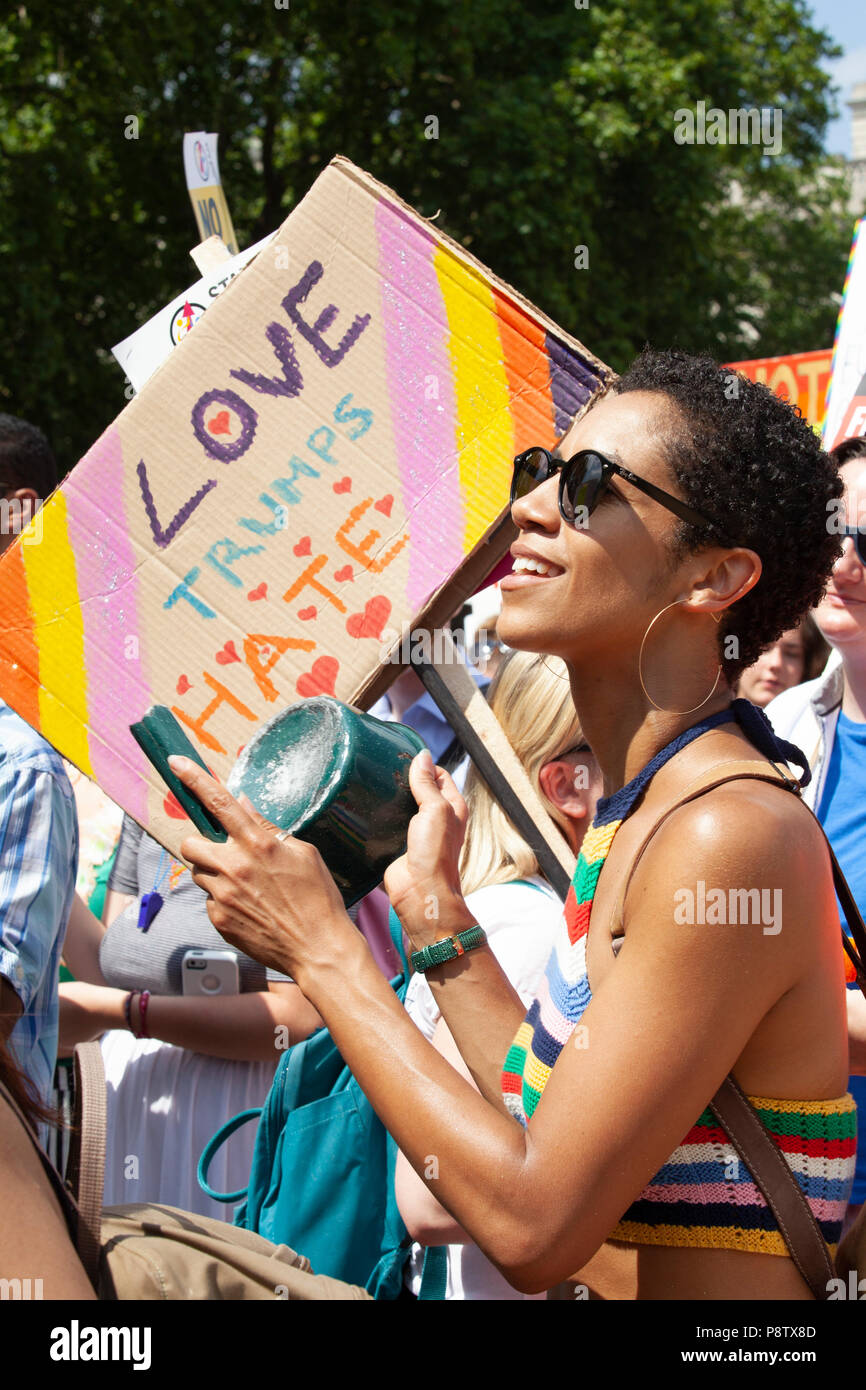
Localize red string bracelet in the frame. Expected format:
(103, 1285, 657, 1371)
(136, 990, 151, 1040)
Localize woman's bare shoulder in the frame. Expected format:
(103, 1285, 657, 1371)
(668, 774, 826, 859)
(629, 776, 833, 965)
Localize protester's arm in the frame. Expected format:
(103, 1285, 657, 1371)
(171, 753, 833, 1292)
(0, 1097, 96, 1299)
(847, 987, 866, 1074)
(380, 755, 527, 1108)
(58, 980, 322, 1062)
(100, 812, 141, 928)
(0, 762, 77, 1038)
(394, 1015, 472, 1245)
(101, 887, 135, 927)
(0, 976, 23, 1045)
(61, 893, 109, 986)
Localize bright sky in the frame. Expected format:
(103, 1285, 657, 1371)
(807, 0, 866, 156)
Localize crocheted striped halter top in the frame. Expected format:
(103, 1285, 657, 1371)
(500, 700, 857, 1255)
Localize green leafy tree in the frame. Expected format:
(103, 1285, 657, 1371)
(0, 0, 852, 469)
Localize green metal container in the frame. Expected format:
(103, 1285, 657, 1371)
(227, 697, 427, 907)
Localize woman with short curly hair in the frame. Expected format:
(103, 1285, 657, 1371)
(173, 348, 855, 1301)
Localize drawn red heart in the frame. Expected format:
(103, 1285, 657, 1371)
(215, 640, 241, 665)
(333, 477, 352, 494)
(296, 656, 339, 698)
(247, 582, 267, 601)
(346, 596, 392, 641)
(293, 535, 312, 557)
(298, 606, 317, 621)
(374, 494, 394, 517)
(208, 410, 231, 436)
(176, 674, 191, 695)
(334, 566, 354, 583)
(164, 792, 187, 820)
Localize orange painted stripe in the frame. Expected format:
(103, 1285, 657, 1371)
(0, 544, 41, 728)
(491, 286, 556, 452)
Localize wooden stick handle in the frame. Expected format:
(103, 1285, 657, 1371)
(412, 631, 575, 900)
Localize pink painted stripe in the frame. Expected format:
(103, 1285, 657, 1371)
(641, 1183, 843, 1222)
(375, 202, 464, 611)
(63, 426, 150, 820)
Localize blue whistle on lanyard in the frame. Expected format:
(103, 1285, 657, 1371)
(137, 891, 164, 932)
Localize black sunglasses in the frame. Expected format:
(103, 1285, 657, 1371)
(843, 527, 866, 565)
(510, 447, 724, 536)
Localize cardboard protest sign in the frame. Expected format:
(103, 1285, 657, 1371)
(0, 156, 610, 857)
(112, 234, 275, 394)
(824, 218, 866, 448)
(724, 349, 832, 429)
(183, 132, 239, 256)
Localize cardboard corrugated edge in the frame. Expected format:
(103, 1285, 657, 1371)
(330, 156, 612, 380)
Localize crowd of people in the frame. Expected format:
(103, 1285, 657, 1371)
(2, 352, 866, 1301)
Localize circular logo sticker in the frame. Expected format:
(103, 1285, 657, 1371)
(193, 139, 209, 182)
(169, 300, 206, 346)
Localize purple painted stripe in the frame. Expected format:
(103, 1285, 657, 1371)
(544, 335, 603, 435)
(63, 427, 150, 821)
(375, 202, 464, 612)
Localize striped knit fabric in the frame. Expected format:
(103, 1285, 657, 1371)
(500, 707, 858, 1256)
(613, 1095, 856, 1254)
(501, 818, 618, 1122)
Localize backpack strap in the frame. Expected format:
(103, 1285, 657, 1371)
(198, 1107, 264, 1202)
(388, 906, 411, 980)
(417, 1245, 448, 1300)
(64, 1041, 106, 1289)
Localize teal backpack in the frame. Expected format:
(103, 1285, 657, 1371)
(199, 911, 446, 1299)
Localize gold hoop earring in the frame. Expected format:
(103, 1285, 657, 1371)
(638, 600, 723, 715)
(541, 655, 571, 682)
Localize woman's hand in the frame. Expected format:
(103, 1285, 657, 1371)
(384, 750, 475, 948)
(168, 756, 358, 984)
(58, 982, 127, 1052)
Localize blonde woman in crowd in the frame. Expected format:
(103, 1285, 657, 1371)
(395, 650, 601, 1299)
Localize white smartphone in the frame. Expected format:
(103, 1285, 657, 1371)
(181, 949, 240, 996)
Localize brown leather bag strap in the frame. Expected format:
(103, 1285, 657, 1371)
(65, 1041, 106, 1288)
(608, 757, 837, 1298)
(609, 758, 798, 937)
(709, 1075, 833, 1301)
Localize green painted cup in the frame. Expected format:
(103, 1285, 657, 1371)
(227, 696, 427, 906)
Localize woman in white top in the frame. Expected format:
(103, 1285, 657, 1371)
(396, 650, 601, 1299)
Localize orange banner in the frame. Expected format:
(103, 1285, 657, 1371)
(724, 349, 832, 427)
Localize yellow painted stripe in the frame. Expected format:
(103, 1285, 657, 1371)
(21, 492, 93, 773)
(433, 246, 514, 552)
